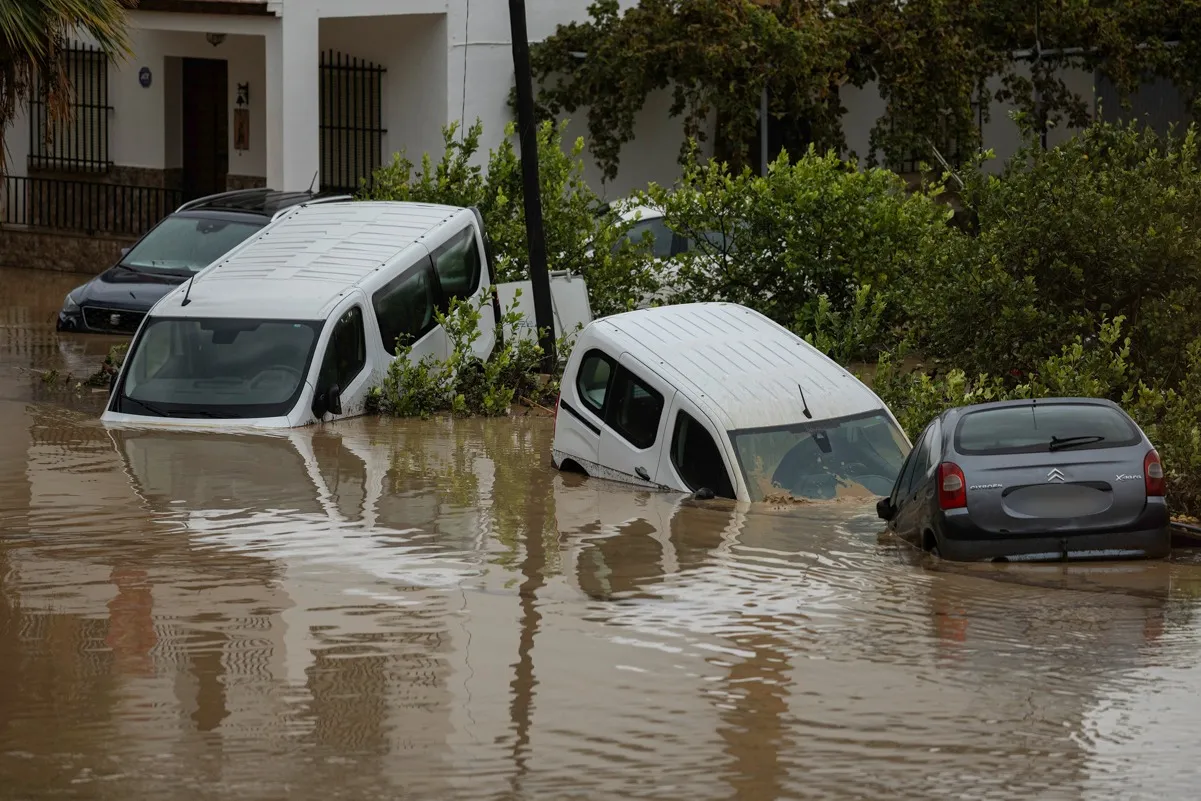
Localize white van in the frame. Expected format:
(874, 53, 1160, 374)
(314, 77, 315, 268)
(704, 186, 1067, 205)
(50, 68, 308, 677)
(551, 302, 912, 503)
(102, 201, 590, 429)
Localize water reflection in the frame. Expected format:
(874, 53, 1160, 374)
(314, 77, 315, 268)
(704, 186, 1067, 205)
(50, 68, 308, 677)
(3, 265, 1201, 798)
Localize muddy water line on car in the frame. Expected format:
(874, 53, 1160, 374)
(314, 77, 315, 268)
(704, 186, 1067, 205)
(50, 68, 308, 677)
(4, 265, 1201, 800)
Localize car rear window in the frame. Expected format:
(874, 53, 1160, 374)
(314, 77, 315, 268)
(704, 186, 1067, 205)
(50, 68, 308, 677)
(954, 403, 1141, 455)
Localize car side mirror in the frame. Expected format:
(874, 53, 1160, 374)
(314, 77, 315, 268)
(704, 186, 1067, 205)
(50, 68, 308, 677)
(876, 497, 895, 522)
(120, 247, 130, 257)
(692, 487, 716, 501)
(108, 370, 118, 395)
(327, 384, 342, 416)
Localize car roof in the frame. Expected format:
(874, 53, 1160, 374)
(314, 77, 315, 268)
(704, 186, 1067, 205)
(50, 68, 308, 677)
(150, 201, 476, 321)
(582, 302, 889, 432)
(943, 397, 1124, 419)
(174, 188, 347, 218)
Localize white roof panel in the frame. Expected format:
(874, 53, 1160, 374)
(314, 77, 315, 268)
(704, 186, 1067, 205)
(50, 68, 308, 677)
(592, 303, 884, 431)
(152, 201, 471, 319)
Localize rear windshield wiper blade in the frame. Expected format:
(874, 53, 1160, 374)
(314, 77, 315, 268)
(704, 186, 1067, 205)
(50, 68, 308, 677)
(121, 395, 169, 417)
(1049, 435, 1106, 452)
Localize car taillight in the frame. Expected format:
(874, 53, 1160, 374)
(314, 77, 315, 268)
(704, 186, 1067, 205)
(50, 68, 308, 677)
(938, 462, 967, 510)
(1144, 450, 1165, 497)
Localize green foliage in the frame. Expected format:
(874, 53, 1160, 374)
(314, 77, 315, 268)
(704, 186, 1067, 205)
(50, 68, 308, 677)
(529, 0, 1201, 180)
(906, 123, 1201, 385)
(363, 119, 659, 316)
(640, 146, 954, 336)
(369, 291, 569, 420)
(801, 284, 890, 365)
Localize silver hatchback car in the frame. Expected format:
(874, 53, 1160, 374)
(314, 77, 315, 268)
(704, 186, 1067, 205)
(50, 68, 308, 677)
(876, 398, 1170, 562)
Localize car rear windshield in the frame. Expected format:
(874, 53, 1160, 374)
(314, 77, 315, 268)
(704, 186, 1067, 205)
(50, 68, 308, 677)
(954, 403, 1141, 455)
(122, 215, 264, 274)
(113, 317, 323, 419)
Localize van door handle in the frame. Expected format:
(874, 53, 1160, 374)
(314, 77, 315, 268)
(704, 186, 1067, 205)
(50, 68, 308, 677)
(635, 466, 650, 481)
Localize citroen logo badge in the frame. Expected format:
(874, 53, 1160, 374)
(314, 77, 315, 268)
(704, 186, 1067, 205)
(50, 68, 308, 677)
(1047, 468, 1066, 483)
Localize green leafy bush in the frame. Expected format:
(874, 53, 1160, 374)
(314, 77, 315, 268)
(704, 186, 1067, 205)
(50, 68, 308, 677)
(368, 290, 570, 420)
(906, 123, 1201, 384)
(362, 119, 659, 317)
(639, 146, 955, 342)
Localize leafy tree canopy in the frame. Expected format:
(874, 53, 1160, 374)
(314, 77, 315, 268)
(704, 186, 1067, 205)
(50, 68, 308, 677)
(530, 0, 1201, 180)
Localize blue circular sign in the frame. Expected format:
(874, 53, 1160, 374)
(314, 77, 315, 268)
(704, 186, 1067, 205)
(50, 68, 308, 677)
(138, 67, 152, 88)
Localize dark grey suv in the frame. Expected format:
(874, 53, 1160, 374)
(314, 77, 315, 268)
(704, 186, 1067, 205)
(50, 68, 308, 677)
(56, 189, 350, 335)
(876, 398, 1170, 562)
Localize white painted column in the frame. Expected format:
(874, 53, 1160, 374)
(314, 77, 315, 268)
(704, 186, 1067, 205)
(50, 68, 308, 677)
(265, 9, 320, 191)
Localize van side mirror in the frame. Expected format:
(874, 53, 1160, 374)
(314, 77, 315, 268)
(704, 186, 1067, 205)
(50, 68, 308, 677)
(692, 487, 715, 501)
(120, 247, 130, 257)
(327, 384, 342, 416)
(876, 497, 895, 521)
(108, 370, 118, 395)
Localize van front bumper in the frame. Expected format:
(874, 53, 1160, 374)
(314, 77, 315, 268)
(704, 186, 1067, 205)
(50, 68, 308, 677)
(935, 501, 1171, 562)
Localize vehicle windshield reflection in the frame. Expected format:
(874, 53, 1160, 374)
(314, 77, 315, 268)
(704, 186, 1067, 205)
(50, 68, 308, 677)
(731, 411, 910, 502)
(115, 317, 323, 419)
(122, 216, 264, 275)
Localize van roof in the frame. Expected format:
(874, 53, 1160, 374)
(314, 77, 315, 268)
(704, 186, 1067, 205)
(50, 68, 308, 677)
(150, 201, 475, 320)
(586, 303, 886, 432)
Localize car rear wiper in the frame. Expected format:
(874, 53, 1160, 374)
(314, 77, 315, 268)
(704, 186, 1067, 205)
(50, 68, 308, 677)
(120, 395, 170, 417)
(1049, 435, 1106, 452)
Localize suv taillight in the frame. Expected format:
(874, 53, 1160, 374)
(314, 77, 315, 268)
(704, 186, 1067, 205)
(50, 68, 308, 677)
(938, 462, 967, 510)
(1144, 450, 1165, 497)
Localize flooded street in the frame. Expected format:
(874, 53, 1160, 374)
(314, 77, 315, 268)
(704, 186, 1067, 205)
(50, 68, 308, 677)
(4, 266, 1201, 800)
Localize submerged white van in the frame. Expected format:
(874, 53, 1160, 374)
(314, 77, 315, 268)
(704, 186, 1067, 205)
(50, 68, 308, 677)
(103, 201, 589, 429)
(551, 302, 912, 503)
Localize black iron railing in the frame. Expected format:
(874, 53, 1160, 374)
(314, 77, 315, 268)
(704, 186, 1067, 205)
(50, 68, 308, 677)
(320, 50, 387, 193)
(28, 42, 113, 173)
(0, 175, 181, 237)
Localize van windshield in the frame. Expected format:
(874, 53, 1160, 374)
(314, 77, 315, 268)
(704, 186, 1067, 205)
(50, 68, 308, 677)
(113, 317, 323, 419)
(122, 215, 264, 275)
(730, 411, 910, 502)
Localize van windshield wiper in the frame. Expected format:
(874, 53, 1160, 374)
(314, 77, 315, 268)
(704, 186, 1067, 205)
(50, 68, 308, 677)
(1049, 435, 1106, 452)
(120, 395, 169, 417)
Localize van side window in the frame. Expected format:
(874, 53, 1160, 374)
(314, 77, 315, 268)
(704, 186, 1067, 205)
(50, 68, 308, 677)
(372, 259, 440, 355)
(315, 306, 366, 397)
(432, 227, 482, 303)
(605, 366, 664, 450)
(671, 411, 735, 499)
(576, 351, 614, 414)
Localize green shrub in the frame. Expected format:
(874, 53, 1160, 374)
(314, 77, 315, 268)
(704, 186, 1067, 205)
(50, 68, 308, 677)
(362, 119, 659, 317)
(906, 122, 1201, 384)
(368, 290, 571, 419)
(639, 145, 955, 341)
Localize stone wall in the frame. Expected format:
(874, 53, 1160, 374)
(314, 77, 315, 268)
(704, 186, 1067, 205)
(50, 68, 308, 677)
(0, 226, 133, 274)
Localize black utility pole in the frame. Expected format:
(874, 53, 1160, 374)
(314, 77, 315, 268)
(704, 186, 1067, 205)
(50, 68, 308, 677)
(508, 0, 557, 371)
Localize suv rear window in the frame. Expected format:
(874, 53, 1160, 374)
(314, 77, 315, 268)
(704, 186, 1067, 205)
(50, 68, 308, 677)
(954, 403, 1141, 455)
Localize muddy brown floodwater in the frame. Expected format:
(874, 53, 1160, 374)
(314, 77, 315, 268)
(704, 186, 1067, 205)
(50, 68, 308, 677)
(3, 265, 1201, 800)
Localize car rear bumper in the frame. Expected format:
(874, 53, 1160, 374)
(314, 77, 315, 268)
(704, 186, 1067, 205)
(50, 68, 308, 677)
(935, 502, 1171, 562)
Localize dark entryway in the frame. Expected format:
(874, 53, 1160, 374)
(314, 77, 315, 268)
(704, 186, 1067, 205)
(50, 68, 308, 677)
(181, 58, 229, 200)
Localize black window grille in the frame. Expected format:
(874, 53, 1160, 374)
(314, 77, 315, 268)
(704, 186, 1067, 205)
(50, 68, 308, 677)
(28, 41, 112, 173)
(319, 50, 386, 193)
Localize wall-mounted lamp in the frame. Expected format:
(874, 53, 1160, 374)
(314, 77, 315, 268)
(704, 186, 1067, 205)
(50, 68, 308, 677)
(206, 32, 226, 47)
(236, 83, 249, 107)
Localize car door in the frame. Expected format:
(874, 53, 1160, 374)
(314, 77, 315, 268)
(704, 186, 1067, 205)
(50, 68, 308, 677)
(597, 352, 676, 489)
(654, 393, 738, 499)
(894, 420, 940, 541)
(312, 302, 372, 421)
(370, 254, 450, 367)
